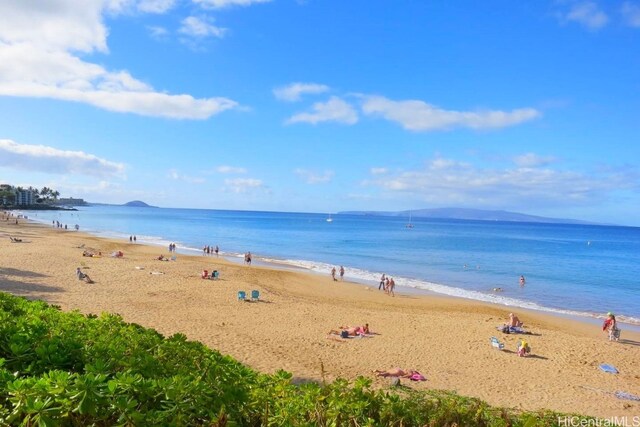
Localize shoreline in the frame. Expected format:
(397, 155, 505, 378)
(22, 210, 640, 328)
(1, 216, 639, 418)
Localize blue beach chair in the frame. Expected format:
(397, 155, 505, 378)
(238, 291, 246, 301)
(251, 290, 260, 301)
(490, 336, 505, 350)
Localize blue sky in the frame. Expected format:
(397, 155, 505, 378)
(0, 0, 639, 225)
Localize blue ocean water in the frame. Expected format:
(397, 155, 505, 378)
(25, 205, 640, 325)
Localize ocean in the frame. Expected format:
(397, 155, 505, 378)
(23, 205, 640, 326)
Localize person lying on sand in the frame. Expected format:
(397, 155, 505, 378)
(328, 324, 370, 336)
(76, 267, 94, 284)
(156, 255, 169, 261)
(374, 368, 417, 378)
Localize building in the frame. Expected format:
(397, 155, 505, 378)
(15, 189, 34, 206)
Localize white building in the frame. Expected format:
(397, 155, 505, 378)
(15, 189, 34, 205)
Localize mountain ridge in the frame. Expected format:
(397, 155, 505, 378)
(337, 207, 600, 225)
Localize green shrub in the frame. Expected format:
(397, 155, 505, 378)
(0, 292, 589, 426)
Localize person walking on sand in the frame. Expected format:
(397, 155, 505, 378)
(215, 245, 219, 257)
(602, 312, 620, 341)
(387, 277, 395, 297)
(379, 273, 386, 290)
(331, 267, 337, 281)
(339, 266, 345, 281)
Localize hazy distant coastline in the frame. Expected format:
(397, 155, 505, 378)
(338, 207, 601, 225)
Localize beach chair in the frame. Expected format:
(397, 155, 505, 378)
(237, 291, 246, 301)
(251, 290, 260, 301)
(490, 336, 505, 350)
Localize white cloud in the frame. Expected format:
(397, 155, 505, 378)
(224, 178, 265, 193)
(273, 82, 330, 102)
(0, 1, 238, 119)
(193, 0, 272, 9)
(179, 16, 226, 38)
(0, 139, 125, 179)
(361, 96, 540, 131)
(363, 156, 635, 208)
(513, 153, 558, 168)
(622, 2, 640, 27)
(216, 165, 247, 174)
(147, 25, 169, 39)
(168, 169, 206, 184)
(286, 96, 358, 125)
(563, 1, 609, 29)
(294, 168, 334, 184)
(370, 167, 388, 175)
(138, 0, 177, 13)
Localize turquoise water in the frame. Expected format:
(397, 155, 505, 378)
(26, 205, 640, 325)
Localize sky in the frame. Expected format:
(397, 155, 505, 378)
(0, 0, 639, 226)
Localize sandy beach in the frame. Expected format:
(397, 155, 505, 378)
(1, 216, 639, 419)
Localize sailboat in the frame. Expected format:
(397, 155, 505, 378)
(326, 214, 333, 223)
(405, 211, 414, 228)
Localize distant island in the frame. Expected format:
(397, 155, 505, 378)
(338, 207, 598, 225)
(123, 200, 155, 208)
(89, 200, 157, 208)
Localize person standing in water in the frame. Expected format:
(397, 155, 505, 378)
(519, 275, 526, 286)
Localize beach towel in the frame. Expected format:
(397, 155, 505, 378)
(599, 364, 618, 374)
(614, 391, 640, 401)
(497, 325, 530, 334)
(409, 372, 426, 381)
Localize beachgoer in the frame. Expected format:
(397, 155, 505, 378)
(246, 252, 252, 265)
(133, 236, 136, 243)
(519, 275, 526, 286)
(517, 339, 531, 357)
(329, 324, 370, 336)
(215, 245, 219, 257)
(76, 267, 94, 284)
(129, 235, 132, 243)
(379, 273, 386, 290)
(388, 278, 395, 297)
(493, 287, 503, 292)
(602, 312, 620, 341)
(339, 266, 345, 281)
(331, 267, 337, 281)
(373, 368, 417, 378)
(507, 313, 523, 327)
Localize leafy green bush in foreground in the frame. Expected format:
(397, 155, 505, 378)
(0, 292, 586, 426)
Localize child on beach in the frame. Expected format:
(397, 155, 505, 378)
(602, 312, 620, 341)
(517, 339, 531, 357)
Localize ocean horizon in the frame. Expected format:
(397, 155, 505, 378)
(22, 205, 640, 327)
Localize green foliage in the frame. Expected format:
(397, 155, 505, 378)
(0, 292, 588, 426)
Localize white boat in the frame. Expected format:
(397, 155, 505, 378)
(405, 211, 414, 228)
(326, 214, 333, 223)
